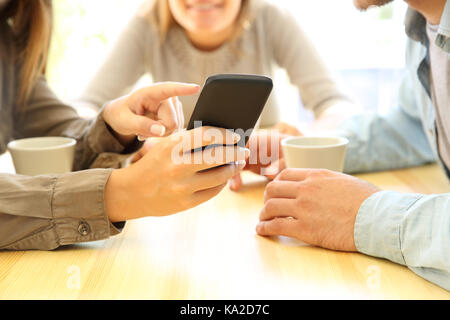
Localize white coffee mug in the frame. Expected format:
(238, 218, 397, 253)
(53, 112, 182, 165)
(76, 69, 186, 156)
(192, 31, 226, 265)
(7, 137, 76, 176)
(281, 136, 349, 172)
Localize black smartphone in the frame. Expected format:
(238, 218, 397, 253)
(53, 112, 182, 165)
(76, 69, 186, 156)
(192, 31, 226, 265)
(187, 74, 273, 147)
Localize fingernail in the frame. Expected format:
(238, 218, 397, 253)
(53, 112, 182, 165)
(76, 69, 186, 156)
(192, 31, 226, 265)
(185, 83, 200, 89)
(137, 135, 147, 142)
(151, 124, 166, 137)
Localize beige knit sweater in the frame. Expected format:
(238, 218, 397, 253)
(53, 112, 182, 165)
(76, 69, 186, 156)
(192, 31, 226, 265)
(81, 0, 350, 128)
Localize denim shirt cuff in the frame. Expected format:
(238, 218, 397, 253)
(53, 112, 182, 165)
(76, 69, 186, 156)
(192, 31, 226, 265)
(354, 190, 423, 266)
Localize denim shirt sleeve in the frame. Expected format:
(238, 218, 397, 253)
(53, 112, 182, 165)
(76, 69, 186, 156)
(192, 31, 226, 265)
(355, 191, 450, 291)
(334, 38, 436, 174)
(336, 105, 435, 174)
(436, 0, 450, 51)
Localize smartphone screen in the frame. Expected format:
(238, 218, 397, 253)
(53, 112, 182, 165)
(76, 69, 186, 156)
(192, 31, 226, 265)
(187, 74, 273, 147)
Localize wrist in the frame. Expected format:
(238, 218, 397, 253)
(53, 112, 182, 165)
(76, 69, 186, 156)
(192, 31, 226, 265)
(115, 132, 138, 146)
(104, 168, 130, 222)
(103, 103, 137, 146)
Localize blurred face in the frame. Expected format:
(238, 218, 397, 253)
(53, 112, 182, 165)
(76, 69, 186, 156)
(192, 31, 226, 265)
(0, 0, 10, 10)
(168, 0, 242, 33)
(353, 0, 394, 10)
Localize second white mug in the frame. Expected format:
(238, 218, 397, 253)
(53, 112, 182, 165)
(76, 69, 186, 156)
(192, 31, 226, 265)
(281, 136, 349, 172)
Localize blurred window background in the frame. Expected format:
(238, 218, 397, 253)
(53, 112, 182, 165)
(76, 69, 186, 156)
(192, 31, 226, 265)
(48, 0, 408, 122)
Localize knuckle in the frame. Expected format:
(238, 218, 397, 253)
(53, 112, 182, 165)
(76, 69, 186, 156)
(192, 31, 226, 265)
(263, 190, 270, 203)
(160, 87, 170, 98)
(295, 182, 313, 197)
(277, 168, 293, 180)
(295, 182, 307, 193)
(265, 181, 277, 197)
(296, 197, 311, 211)
(268, 220, 281, 233)
(309, 168, 330, 177)
(294, 193, 314, 212)
(165, 163, 182, 178)
(259, 222, 269, 234)
(170, 183, 188, 195)
(259, 206, 267, 219)
(137, 119, 149, 133)
(257, 222, 266, 233)
(265, 198, 277, 212)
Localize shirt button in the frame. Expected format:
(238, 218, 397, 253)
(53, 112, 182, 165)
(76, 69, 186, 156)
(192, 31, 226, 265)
(78, 221, 91, 236)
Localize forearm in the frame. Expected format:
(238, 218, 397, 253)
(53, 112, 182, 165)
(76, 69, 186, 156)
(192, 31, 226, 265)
(335, 107, 435, 173)
(0, 170, 124, 250)
(355, 191, 450, 291)
(310, 101, 362, 132)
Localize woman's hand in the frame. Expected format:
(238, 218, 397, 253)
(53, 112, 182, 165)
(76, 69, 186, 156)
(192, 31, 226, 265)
(229, 122, 303, 191)
(102, 82, 198, 145)
(104, 126, 249, 221)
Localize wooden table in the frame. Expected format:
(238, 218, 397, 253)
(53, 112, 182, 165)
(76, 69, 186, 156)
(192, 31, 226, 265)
(0, 152, 449, 299)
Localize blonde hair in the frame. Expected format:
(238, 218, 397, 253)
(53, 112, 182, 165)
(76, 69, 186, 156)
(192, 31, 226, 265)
(146, 0, 251, 41)
(1, 0, 53, 107)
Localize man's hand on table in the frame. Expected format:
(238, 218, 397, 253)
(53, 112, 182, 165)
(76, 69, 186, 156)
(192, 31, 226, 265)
(257, 168, 380, 251)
